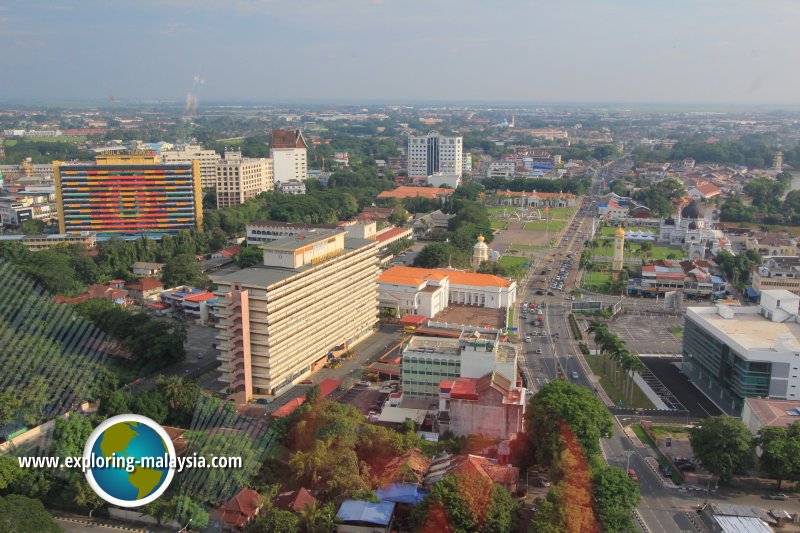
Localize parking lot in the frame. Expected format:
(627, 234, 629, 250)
(608, 315, 683, 355)
(336, 383, 383, 415)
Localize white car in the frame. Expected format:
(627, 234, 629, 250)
(525, 336, 532, 342)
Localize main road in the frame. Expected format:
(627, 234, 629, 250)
(512, 194, 704, 532)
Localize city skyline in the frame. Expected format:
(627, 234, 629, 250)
(2, 0, 800, 104)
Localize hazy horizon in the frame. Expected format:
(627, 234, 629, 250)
(2, 0, 800, 105)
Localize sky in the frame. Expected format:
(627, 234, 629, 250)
(1, 0, 799, 104)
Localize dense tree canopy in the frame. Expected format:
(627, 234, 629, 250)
(0, 494, 60, 533)
(690, 416, 753, 483)
(756, 423, 800, 490)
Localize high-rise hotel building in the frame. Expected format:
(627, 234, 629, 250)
(212, 228, 379, 401)
(408, 131, 463, 178)
(53, 152, 202, 237)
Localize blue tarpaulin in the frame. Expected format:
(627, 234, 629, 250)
(745, 287, 759, 298)
(376, 483, 427, 505)
(337, 500, 395, 526)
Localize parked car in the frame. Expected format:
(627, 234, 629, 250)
(535, 348, 542, 354)
(768, 493, 788, 501)
(659, 464, 673, 477)
(536, 476, 551, 487)
(570, 371, 579, 379)
(255, 398, 271, 405)
(627, 469, 639, 482)
(525, 336, 532, 343)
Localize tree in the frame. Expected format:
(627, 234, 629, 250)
(157, 375, 201, 427)
(248, 508, 299, 533)
(19, 376, 49, 426)
(51, 414, 94, 459)
(756, 423, 800, 489)
(237, 246, 264, 268)
(0, 455, 20, 490)
(0, 389, 22, 439)
(161, 253, 209, 288)
(297, 501, 339, 533)
(72, 476, 104, 517)
(689, 416, 753, 483)
(592, 466, 641, 533)
(526, 380, 612, 464)
(131, 389, 168, 424)
(413, 243, 454, 268)
(100, 389, 131, 417)
(528, 494, 565, 533)
(174, 495, 209, 529)
(0, 494, 60, 533)
(19, 219, 46, 234)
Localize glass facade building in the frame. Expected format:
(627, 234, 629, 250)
(683, 315, 772, 413)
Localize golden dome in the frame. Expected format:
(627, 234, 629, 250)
(477, 234, 485, 243)
(615, 226, 625, 237)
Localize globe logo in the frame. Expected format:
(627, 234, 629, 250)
(83, 414, 176, 507)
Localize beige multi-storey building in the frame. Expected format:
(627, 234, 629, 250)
(212, 228, 379, 401)
(270, 129, 308, 184)
(215, 151, 274, 209)
(160, 145, 221, 189)
(753, 256, 800, 296)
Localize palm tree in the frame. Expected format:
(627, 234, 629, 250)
(626, 356, 646, 405)
(289, 440, 330, 488)
(298, 502, 324, 533)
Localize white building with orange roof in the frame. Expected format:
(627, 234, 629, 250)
(378, 265, 516, 318)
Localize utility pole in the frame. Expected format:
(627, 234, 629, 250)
(623, 450, 635, 471)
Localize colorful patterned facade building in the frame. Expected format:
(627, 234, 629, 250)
(54, 152, 202, 237)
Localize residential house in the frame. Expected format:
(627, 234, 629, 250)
(124, 277, 164, 304)
(424, 453, 519, 493)
(211, 487, 262, 530)
(130, 262, 166, 277)
(272, 488, 317, 512)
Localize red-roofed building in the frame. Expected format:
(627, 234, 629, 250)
(53, 282, 130, 306)
(211, 487, 262, 530)
(377, 186, 454, 201)
(438, 371, 525, 440)
(159, 286, 218, 321)
(273, 487, 317, 512)
(125, 277, 164, 303)
(270, 379, 341, 419)
(213, 246, 241, 259)
(375, 226, 413, 250)
(688, 182, 722, 200)
(424, 454, 519, 492)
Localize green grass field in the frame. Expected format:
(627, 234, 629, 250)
(600, 226, 656, 236)
(544, 207, 575, 220)
(498, 256, 529, 270)
(591, 244, 680, 260)
(583, 271, 614, 292)
(217, 137, 244, 145)
(487, 207, 511, 216)
(491, 220, 508, 230)
(508, 244, 547, 250)
(523, 220, 567, 232)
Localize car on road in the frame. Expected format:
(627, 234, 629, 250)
(659, 464, 674, 477)
(525, 336, 532, 342)
(536, 476, 551, 487)
(535, 348, 542, 354)
(547, 291, 555, 296)
(255, 398, 271, 405)
(627, 469, 639, 482)
(535, 290, 544, 295)
(768, 493, 788, 501)
(570, 371, 579, 379)
(196, 352, 204, 359)
(358, 381, 372, 387)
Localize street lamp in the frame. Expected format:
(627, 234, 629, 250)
(623, 449, 635, 471)
(179, 518, 192, 532)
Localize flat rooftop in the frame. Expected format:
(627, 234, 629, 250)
(689, 307, 800, 352)
(212, 236, 374, 289)
(406, 337, 461, 356)
(260, 229, 343, 251)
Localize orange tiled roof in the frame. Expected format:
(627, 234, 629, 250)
(379, 266, 512, 288)
(377, 186, 454, 200)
